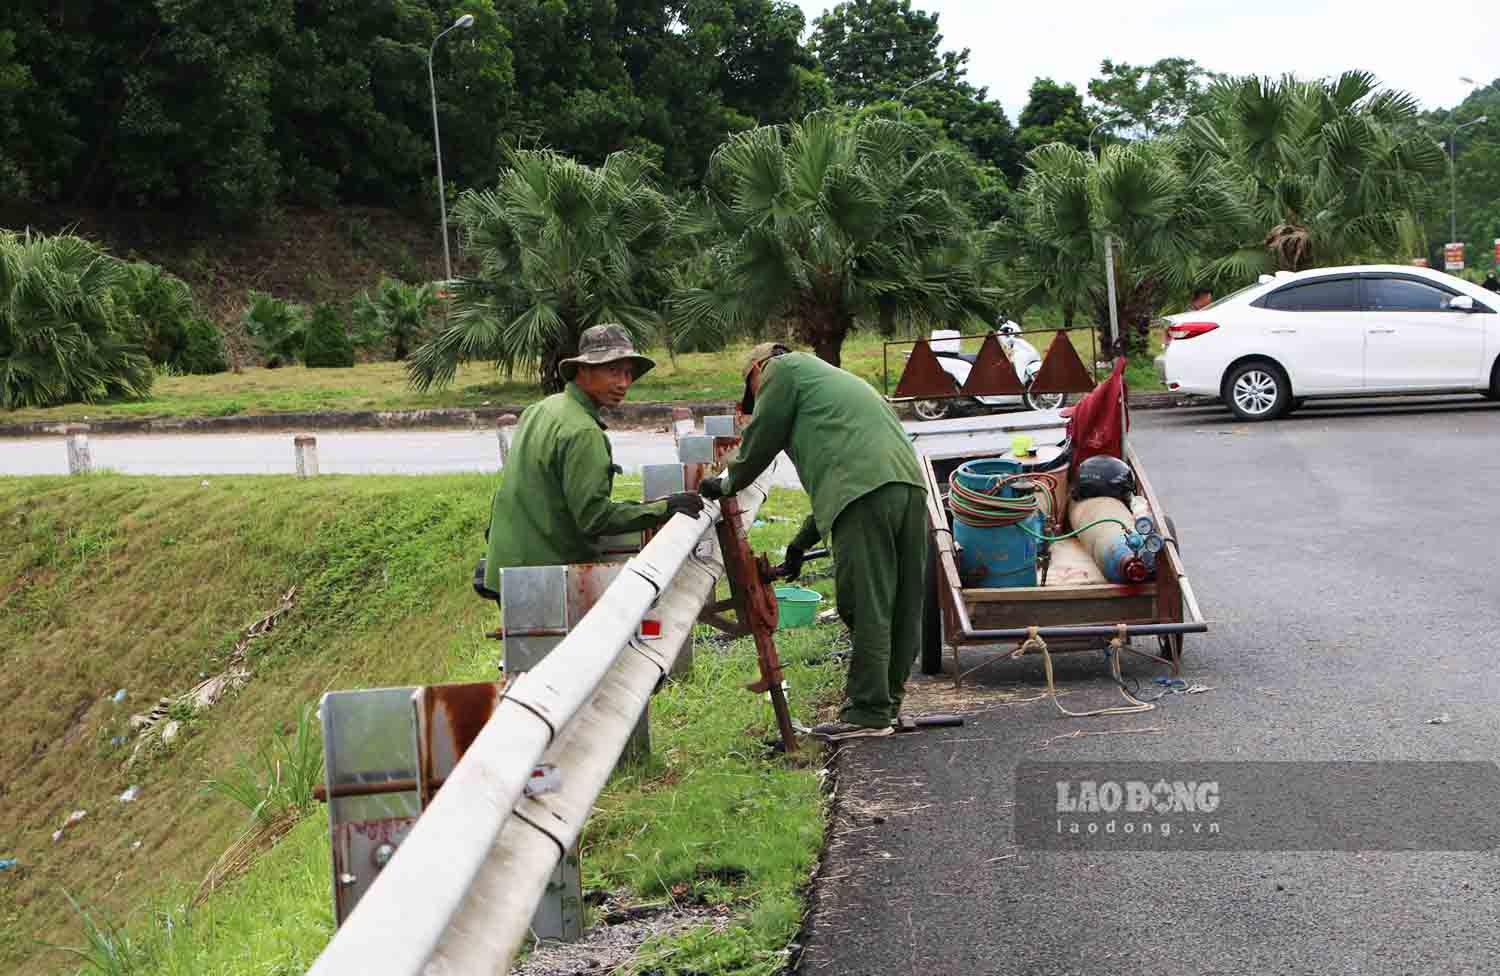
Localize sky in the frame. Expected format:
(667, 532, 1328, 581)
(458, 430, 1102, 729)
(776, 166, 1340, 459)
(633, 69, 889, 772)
(793, 0, 1498, 121)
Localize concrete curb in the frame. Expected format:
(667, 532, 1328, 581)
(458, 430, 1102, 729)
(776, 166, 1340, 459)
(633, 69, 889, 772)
(0, 400, 743, 439)
(0, 393, 1190, 439)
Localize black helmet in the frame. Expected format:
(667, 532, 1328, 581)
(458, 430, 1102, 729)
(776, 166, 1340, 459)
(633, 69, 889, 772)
(1072, 455, 1135, 502)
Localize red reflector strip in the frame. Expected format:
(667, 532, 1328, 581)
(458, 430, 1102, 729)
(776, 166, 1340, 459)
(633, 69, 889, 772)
(639, 618, 662, 639)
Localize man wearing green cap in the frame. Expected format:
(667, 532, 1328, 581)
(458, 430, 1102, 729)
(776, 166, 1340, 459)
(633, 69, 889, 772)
(481, 324, 704, 591)
(700, 343, 927, 740)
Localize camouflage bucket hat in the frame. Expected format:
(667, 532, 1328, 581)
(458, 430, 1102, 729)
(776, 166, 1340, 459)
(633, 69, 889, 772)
(559, 324, 656, 381)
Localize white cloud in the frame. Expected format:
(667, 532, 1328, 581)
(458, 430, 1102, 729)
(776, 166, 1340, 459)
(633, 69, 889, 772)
(795, 0, 1497, 121)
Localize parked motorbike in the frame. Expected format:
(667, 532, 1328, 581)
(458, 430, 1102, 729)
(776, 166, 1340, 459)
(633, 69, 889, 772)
(912, 324, 1068, 421)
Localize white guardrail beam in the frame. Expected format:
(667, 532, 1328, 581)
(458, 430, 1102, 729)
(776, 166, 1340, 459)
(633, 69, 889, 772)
(308, 467, 775, 975)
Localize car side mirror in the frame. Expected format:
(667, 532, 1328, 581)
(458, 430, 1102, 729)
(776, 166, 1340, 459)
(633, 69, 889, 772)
(1447, 294, 1475, 312)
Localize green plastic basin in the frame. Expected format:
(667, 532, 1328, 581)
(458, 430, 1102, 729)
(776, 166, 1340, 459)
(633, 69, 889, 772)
(774, 586, 823, 629)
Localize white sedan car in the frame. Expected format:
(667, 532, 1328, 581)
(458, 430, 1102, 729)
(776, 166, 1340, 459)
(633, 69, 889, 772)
(1156, 265, 1500, 420)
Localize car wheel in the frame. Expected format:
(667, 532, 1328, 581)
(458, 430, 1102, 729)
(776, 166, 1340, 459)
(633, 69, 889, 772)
(1486, 358, 1500, 401)
(1223, 360, 1290, 421)
(914, 398, 952, 421)
(1023, 388, 1068, 411)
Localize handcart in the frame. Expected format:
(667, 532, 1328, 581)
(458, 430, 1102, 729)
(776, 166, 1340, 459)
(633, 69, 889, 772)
(908, 411, 1208, 685)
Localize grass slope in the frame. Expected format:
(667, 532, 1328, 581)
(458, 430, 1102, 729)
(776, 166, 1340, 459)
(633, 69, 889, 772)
(4, 325, 1157, 426)
(0, 473, 839, 975)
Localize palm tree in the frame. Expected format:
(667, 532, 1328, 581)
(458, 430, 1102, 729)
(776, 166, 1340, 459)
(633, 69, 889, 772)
(0, 230, 154, 409)
(350, 277, 436, 361)
(406, 150, 671, 394)
(998, 139, 1248, 357)
(669, 112, 997, 366)
(1185, 71, 1446, 275)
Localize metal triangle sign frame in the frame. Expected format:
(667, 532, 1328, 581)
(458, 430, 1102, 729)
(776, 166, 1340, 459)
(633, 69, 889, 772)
(1029, 331, 1096, 394)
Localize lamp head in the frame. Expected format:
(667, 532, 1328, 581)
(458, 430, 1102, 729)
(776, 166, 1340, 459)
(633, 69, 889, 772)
(454, 14, 475, 28)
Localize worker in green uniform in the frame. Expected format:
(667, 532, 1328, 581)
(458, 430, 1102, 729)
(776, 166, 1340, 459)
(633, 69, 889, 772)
(699, 343, 928, 740)
(481, 324, 704, 593)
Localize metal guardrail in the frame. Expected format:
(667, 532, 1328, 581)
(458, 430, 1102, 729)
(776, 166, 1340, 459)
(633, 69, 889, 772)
(307, 465, 776, 975)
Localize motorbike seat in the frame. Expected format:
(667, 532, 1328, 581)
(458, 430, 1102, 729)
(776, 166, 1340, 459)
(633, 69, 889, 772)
(934, 351, 977, 364)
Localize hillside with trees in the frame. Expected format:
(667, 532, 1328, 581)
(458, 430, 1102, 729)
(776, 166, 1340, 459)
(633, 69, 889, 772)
(1, 0, 1495, 409)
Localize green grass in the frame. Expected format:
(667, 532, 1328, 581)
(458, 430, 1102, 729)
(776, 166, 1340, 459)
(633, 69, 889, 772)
(1, 320, 1163, 426)
(1, 472, 842, 975)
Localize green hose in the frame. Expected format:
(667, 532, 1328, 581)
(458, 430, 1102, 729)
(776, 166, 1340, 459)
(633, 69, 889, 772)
(1017, 518, 1130, 543)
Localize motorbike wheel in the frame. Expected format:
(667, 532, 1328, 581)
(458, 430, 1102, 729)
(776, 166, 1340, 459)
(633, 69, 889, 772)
(1023, 388, 1067, 411)
(913, 398, 953, 421)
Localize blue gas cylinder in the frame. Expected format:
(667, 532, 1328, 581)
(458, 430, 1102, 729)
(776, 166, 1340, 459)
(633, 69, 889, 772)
(951, 458, 1044, 588)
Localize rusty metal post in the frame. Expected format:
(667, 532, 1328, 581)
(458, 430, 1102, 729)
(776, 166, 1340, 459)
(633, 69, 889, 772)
(716, 495, 797, 754)
(65, 425, 92, 475)
(295, 434, 320, 477)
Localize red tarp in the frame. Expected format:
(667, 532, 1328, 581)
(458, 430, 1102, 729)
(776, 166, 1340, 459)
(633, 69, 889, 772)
(1063, 356, 1129, 479)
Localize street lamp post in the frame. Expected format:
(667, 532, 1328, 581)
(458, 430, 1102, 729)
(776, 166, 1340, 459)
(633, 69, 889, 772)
(1446, 115, 1489, 245)
(428, 13, 475, 285)
(899, 69, 945, 103)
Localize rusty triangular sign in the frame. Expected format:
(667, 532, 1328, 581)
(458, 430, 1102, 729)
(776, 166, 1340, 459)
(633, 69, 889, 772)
(893, 340, 959, 399)
(1029, 331, 1096, 394)
(958, 334, 1025, 396)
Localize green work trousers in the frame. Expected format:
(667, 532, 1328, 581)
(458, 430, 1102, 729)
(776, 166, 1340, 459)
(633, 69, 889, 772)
(831, 483, 929, 727)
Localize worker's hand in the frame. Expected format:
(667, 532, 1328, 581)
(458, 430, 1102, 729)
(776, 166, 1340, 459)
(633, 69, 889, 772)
(698, 476, 726, 500)
(778, 544, 806, 582)
(663, 492, 705, 520)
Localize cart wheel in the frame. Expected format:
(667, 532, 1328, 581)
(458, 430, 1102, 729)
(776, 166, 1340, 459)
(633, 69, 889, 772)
(921, 543, 943, 675)
(1157, 633, 1185, 674)
(1164, 515, 1179, 551)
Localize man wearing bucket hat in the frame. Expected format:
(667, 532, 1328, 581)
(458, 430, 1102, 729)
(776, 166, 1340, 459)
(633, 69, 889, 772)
(480, 324, 704, 591)
(699, 343, 927, 740)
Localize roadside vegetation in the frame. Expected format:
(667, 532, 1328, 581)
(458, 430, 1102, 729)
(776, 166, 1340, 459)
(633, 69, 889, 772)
(3, 324, 1159, 427)
(0, 473, 845, 975)
(6, 0, 1491, 420)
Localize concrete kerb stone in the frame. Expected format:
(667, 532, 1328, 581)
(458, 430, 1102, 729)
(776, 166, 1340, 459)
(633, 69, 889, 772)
(0, 393, 1192, 440)
(0, 401, 744, 439)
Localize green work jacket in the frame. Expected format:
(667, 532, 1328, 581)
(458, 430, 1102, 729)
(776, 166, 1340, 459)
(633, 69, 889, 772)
(720, 352, 925, 549)
(484, 383, 668, 589)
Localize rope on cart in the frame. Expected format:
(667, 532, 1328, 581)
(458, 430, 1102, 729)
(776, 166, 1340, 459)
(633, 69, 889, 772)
(1011, 624, 1156, 717)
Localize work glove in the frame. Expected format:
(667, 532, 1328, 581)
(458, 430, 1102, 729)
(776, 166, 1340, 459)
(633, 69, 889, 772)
(663, 492, 705, 519)
(777, 544, 806, 582)
(697, 476, 726, 500)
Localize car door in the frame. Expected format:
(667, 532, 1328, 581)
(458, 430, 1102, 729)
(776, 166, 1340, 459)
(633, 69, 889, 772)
(1360, 275, 1487, 390)
(1250, 276, 1365, 392)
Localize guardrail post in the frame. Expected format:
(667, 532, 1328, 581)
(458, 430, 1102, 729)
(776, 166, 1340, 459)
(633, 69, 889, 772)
(497, 566, 585, 942)
(65, 425, 92, 475)
(643, 463, 693, 679)
(294, 434, 319, 477)
(496, 414, 518, 466)
(703, 414, 737, 437)
(670, 405, 695, 444)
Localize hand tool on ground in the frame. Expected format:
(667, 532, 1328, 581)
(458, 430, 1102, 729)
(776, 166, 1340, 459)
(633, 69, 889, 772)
(892, 713, 965, 733)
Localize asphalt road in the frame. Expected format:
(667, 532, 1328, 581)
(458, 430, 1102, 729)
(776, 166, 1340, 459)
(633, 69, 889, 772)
(796, 395, 1500, 976)
(0, 428, 808, 487)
